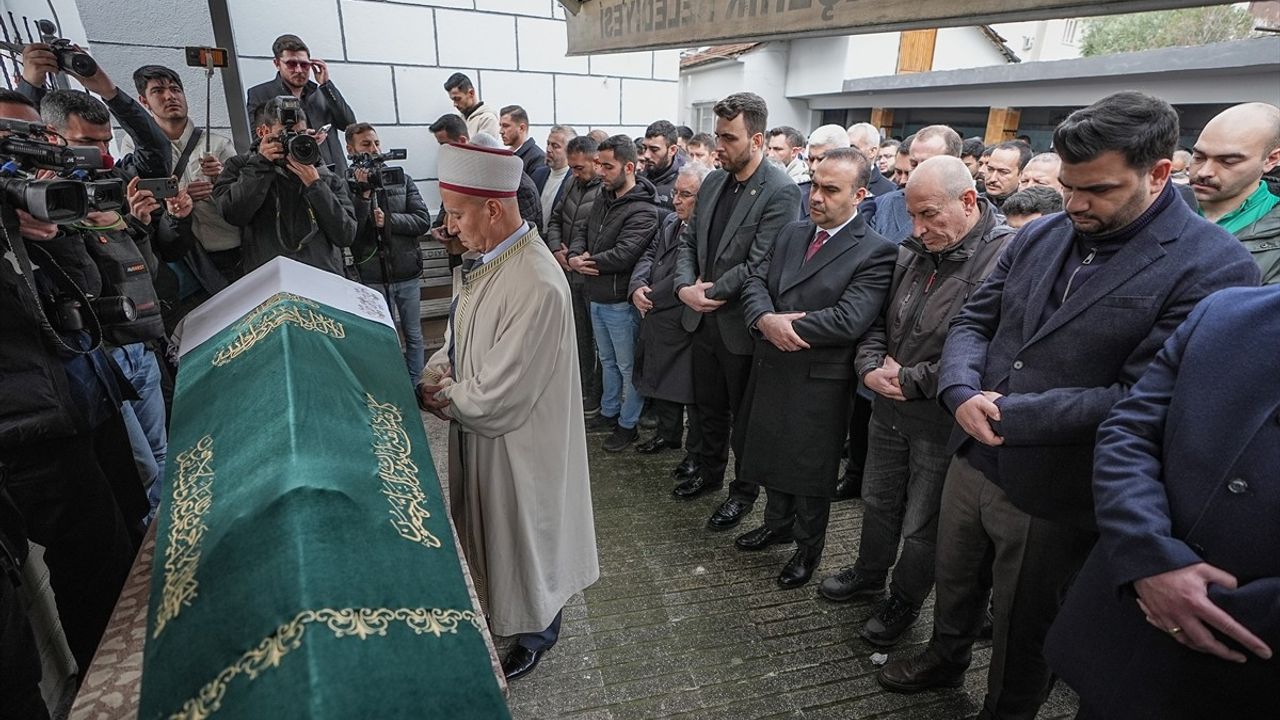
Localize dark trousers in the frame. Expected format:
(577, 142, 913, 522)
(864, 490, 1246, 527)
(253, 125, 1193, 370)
(929, 455, 1096, 720)
(853, 412, 953, 608)
(763, 489, 831, 553)
(651, 399, 704, 454)
(690, 315, 757, 503)
(844, 393, 873, 486)
(570, 278, 601, 411)
(1, 416, 143, 673)
(516, 609, 564, 652)
(0, 571, 49, 720)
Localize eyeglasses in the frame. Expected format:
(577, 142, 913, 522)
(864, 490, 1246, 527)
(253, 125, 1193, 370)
(674, 191, 697, 200)
(281, 60, 312, 70)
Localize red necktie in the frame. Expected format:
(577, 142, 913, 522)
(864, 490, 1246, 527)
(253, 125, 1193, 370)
(804, 230, 830, 263)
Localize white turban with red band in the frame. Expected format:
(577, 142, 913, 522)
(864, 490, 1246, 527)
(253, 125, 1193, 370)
(437, 142, 523, 199)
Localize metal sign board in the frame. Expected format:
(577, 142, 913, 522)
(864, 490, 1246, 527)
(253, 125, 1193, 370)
(561, 0, 1233, 55)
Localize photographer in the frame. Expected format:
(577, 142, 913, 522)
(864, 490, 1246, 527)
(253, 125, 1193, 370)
(246, 34, 355, 174)
(41, 89, 194, 521)
(18, 42, 170, 180)
(0, 89, 147, 679)
(215, 97, 356, 276)
(120, 64, 243, 325)
(346, 123, 432, 383)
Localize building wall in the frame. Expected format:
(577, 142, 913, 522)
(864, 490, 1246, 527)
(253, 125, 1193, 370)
(18, 0, 680, 209)
(931, 27, 1011, 71)
(224, 0, 680, 208)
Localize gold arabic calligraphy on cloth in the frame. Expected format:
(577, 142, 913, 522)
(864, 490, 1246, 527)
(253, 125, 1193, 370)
(154, 435, 216, 638)
(366, 394, 442, 549)
(211, 293, 346, 367)
(171, 607, 482, 720)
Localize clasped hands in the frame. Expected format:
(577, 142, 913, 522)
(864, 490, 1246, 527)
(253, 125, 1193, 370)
(416, 371, 453, 420)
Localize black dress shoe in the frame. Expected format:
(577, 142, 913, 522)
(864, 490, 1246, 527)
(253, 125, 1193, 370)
(706, 499, 752, 531)
(636, 436, 680, 454)
(585, 414, 618, 433)
(501, 645, 545, 681)
(734, 525, 793, 551)
(876, 648, 967, 693)
(861, 593, 921, 647)
(672, 455, 699, 478)
(817, 566, 886, 602)
(833, 469, 863, 500)
(778, 547, 822, 588)
(602, 425, 638, 452)
(672, 474, 723, 499)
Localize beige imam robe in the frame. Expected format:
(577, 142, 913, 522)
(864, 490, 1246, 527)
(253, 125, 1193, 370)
(424, 227, 599, 637)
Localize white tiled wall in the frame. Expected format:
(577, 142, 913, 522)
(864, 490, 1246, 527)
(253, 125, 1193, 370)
(227, 0, 679, 189)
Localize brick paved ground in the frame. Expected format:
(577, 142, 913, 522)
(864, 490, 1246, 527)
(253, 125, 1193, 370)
(424, 415, 1079, 720)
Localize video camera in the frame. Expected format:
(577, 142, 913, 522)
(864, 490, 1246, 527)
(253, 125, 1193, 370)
(348, 149, 407, 192)
(268, 96, 321, 166)
(0, 119, 107, 223)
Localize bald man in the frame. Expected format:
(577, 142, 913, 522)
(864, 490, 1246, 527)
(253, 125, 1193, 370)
(1189, 102, 1280, 284)
(819, 157, 1015, 645)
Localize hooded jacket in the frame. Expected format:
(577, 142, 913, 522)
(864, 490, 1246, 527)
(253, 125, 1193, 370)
(855, 199, 1015, 433)
(646, 153, 685, 212)
(567, 176, 662, 303)
(1236, 202, 1280, 285)
(351, 173, 434, 284)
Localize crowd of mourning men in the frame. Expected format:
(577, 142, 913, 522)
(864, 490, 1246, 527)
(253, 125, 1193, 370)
(0, 25, 1278, 719)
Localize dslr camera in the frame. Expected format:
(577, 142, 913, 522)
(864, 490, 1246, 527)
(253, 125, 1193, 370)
(268, 96, 321, 166)
(35, 19, 99, 77)
(348, 149, 407, 193)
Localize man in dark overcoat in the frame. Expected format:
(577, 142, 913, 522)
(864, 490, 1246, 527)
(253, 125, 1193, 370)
(631, 163, 712, 479)
(876, 91, 1261, 720)
(1046, 285, 1277, 720)
(732, 147, 897, 588)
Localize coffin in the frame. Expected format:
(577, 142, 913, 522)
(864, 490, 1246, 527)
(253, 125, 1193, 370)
(139, 258, 508, 720)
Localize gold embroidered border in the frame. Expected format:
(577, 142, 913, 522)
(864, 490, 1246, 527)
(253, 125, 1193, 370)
(211, 293, 345, 367)
(366, 395, 442, 549)
(172, 607, 481, 720)
(154, 435, 215, 638)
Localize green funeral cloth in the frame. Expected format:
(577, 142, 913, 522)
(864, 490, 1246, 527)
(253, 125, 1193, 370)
(139, 293, 509, 720)
(1202, 181, 1280, 235)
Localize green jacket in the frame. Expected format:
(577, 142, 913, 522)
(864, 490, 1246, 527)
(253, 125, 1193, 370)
(1237, 202, 1280, 285)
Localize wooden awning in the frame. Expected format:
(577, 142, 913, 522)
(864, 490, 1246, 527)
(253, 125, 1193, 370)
(559, 0, 1232, 55)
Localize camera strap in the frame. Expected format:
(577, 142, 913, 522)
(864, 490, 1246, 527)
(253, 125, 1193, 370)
(1, 227, 103, 356)
(172, 128, 204, 179)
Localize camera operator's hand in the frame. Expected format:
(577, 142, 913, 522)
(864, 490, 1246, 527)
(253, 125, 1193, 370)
(165, 189, 194, 219)
(352, 168, 372, 199)
(199, 153, 223, 180)
(310, 58, 331, 85)
(373, 207, 385, 228)
(16, 209, 59, 241)
(20, 43, 58, 88)
(186, 179, 214, 202)
(257, 134, 285, 163)
(67, 46, 116, 100)
(127, 177, 161, 224)
(286, 157, 320, 187)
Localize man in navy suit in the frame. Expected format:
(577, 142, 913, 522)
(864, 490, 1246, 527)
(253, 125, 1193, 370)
(732, 147, 897, 588)
(876, 92, 1261, 719)
(1046, 285, 1277, 720)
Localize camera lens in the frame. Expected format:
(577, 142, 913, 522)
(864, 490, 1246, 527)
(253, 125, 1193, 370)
(287, 134, 322, 166)
(59, 49, 98, 78)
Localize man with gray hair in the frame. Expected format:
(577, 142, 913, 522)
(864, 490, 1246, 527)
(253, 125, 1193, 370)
(848, 122, 896, 197)
(630, 161, 713, 470)
(800, 124, 850, 217)
(870, 124, 964, 243)
(1018, 152, 1064, 196)
(534, 124, 578, 226)
(818, 156, 1015, 646)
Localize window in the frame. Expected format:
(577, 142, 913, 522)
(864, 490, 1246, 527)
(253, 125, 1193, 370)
(1062, 19, 1080, 45)
(692, 103, 716, 133)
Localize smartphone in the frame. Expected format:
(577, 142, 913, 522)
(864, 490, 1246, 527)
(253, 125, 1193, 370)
(184, 46, 229, 68)
(137, 177, 179, 200)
